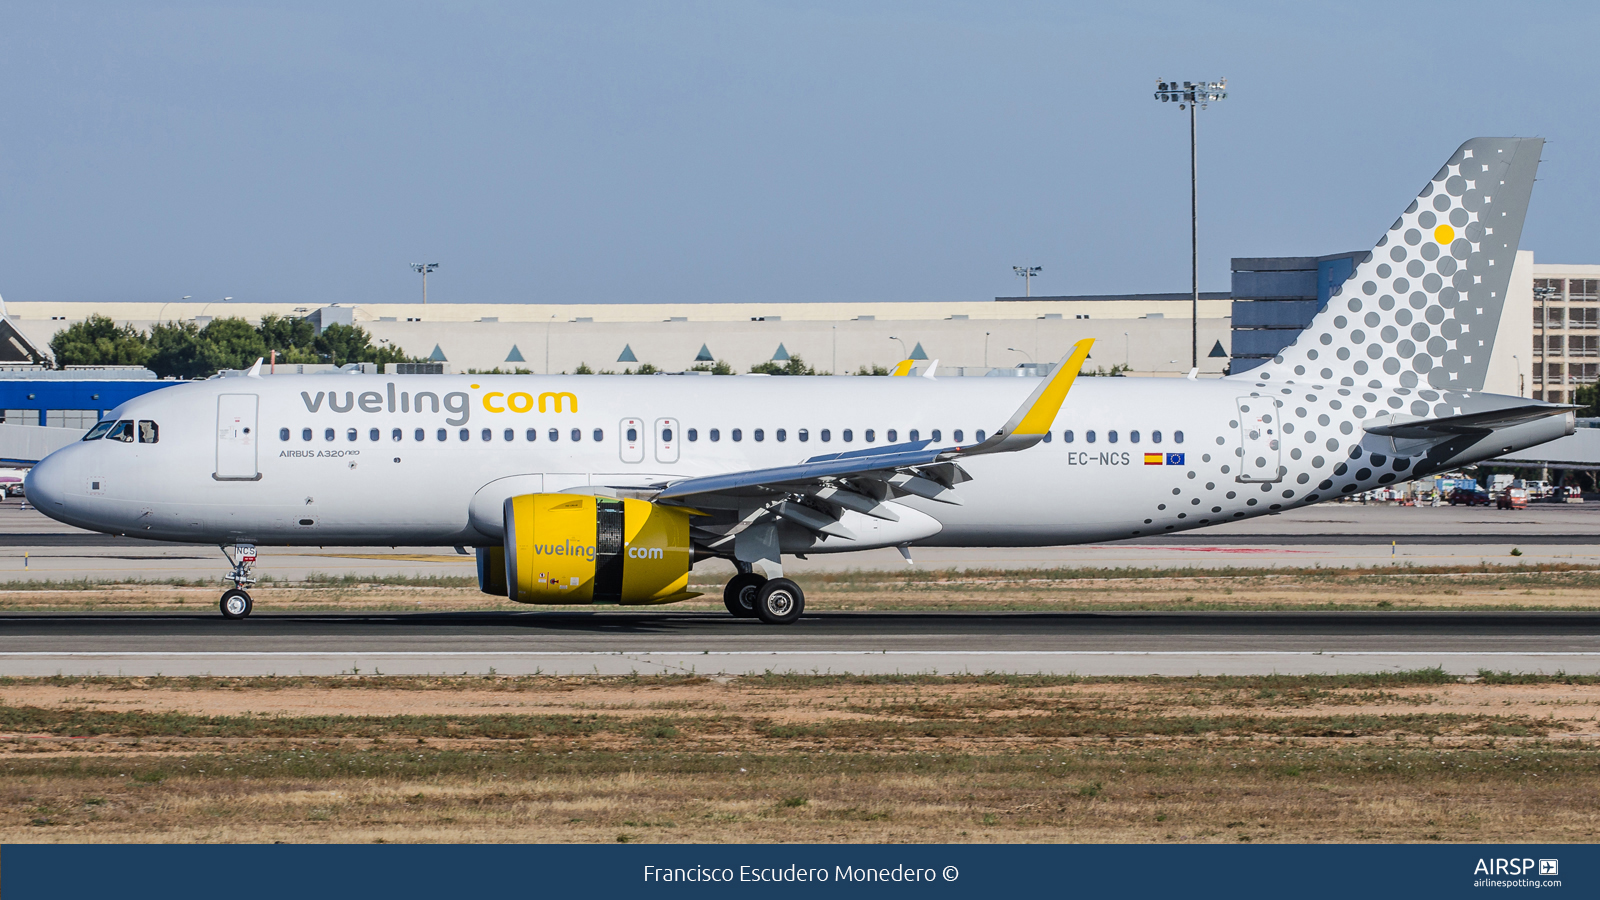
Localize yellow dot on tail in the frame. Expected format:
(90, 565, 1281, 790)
(1434, 224, 1455, 244)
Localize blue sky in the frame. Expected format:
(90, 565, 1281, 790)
(1, 1, 1593, 306)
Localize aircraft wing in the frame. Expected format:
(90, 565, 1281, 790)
(650, 340, 1092, 537)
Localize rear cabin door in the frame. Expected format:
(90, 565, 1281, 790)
(1235, 396, 1282, 483)
(619, 417, 645, 463)
(655, 417, 679, 463)
(215, 394, 260, 481)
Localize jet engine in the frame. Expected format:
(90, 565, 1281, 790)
(476, 494, 699, 605)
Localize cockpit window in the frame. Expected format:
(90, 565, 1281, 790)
(107, 420, 135, 443)
(82, 421, 115, 441)
(137, 421, 159, 444)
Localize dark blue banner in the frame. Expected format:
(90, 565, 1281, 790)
(4, 844, 1591, 899)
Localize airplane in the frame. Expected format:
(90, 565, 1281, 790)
(24, 137, 1570, 623)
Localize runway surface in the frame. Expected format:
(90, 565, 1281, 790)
(5, 609, 1599, 677)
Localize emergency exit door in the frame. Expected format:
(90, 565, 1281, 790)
(215, 394, 260, 481)
(1235, 396, 1282, 483)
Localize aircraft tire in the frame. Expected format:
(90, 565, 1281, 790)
(723, 573, 765, 618)
(220, 588, 253, 620)
(754, 578, 804, 625)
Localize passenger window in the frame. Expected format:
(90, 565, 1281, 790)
(1130, 430, 1140, 443)
(414, 428, 425, 441)
(571, 428, 581, 442)
(754, 428, 765, 442)
(370, 428, 380, 441)
(909, 429, 919, 442)
(662, 428, 673, 442)
(459, 429, 469, 441)
(278, 427, 289, 442)
(775, 428, 786, 442)
(347, 428, 357, 442)
(1042, 431, 1052, 443)
(324, 428, 335, 441)
(1174, 430, 1185, 444)
(732, 428, 742, 442)
(931, 429, 941, 442)
(687, 428, 698, 442)
(549, 429, 559, 442)
(886, 429, 896, 442)
(865, 429, 875, 442)
(591, 429, 602, 442)
(798, 429, 808, 442)
(481, 428, 492, 441)
(976, 430, 986, 442)
(1152, 430, 1162, 444)
(821, 429, 831, 442)
(393, 428, 403, 442)
(437, 429, 448, 441)
(1063, 430, 1074, 443)
(136, 420, 158, 443)
(953, 429, 962, 443)
(1109, 430, 1118, 443)
(526, 428, 537, 441)
(627, 427, 638, 441)
(83, 421, 115, 441)
(108, 420, 135, 443)
(302, 428, 313, 441)
(843, 429, 853, 442)
(1086, 430, 1096, 443)
(504, 429, 514, 442)
(710, 428, 720, 442)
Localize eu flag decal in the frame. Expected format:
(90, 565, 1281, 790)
(1166, 453, 1185, 466)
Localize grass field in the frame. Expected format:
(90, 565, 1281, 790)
(3, 563, 1600, 613)
(0, 670, 1597, 843)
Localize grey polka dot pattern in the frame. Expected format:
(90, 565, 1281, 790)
(1248, 138, 1542, 393)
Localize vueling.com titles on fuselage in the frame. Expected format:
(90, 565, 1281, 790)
(298, 384, 579, 427)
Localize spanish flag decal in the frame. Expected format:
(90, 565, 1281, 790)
(1143, 453, 1163, 465)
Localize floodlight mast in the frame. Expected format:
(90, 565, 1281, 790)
(1152, 78, 1227, 370)
(410, 263, 440, 305)
(1012, 265, 1042, 297)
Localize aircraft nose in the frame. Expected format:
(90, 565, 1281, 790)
(24, 453, 69, 514)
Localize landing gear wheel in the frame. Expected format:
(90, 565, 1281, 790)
(754, 578, 804, 625)
(723, 573, 766, 618)
(220, 588, 253, 620)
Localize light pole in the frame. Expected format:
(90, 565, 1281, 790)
(984, 331, 991, 368)
(410, 263, 440, 305)
(1006, 347, 1034, 365)
(889, 335, 908, 360)
(1012, 266, 1042, 297)
(1124, 331, 1130, 369)
(545, 314, 555, 375)
(1535, 283, 1559, 400)
(1153, 77, 1227, 370)
(1513, 354, 1524, 398)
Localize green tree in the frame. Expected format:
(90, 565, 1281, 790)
(198, 317, 269, 372)
(853, 363, 890, 376)
(258, 314, 319, 363)
(572, 363, 595, 374)
(1574, 384, 1600, 417)
(690, 359, 735, 375)
(312, 323, 413, 367)
(49, 314, 150, 367)
(624, 363, 659, 375)
(750, 355, 817, 375)
(145, 321, 210, 379)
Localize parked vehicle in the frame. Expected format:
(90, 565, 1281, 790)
(1449, 488, 1491, 506)
(1498, 488, 1528, 509)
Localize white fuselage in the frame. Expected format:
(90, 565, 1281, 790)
(23, 372, 1566, 551)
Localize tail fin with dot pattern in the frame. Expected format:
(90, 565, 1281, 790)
(1240, 137, 1542, 393)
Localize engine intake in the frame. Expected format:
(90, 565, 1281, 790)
(483, 494, 699, 605)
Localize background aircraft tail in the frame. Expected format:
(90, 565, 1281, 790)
(1239, 137, 1542, 393)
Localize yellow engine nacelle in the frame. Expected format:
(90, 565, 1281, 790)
(480, 494, 699, 605)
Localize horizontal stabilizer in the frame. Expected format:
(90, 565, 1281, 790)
(1364, 404, 1574, 439)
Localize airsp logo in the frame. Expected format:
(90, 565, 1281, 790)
(1473, 858, 1548, 876)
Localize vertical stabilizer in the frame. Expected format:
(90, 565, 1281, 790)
(1240, 137, 1542, 392)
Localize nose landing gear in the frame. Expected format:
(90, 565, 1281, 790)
(219, 544, 257, 620)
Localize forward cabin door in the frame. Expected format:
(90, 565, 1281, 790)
(1235, 396, 1282, 483)
(215, 394, 261, 481)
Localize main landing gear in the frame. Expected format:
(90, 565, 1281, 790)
(219, 544, 257, 620)
(721, 570, 805, 625)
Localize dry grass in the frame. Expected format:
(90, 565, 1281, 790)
(0, 671, 1598, 843)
